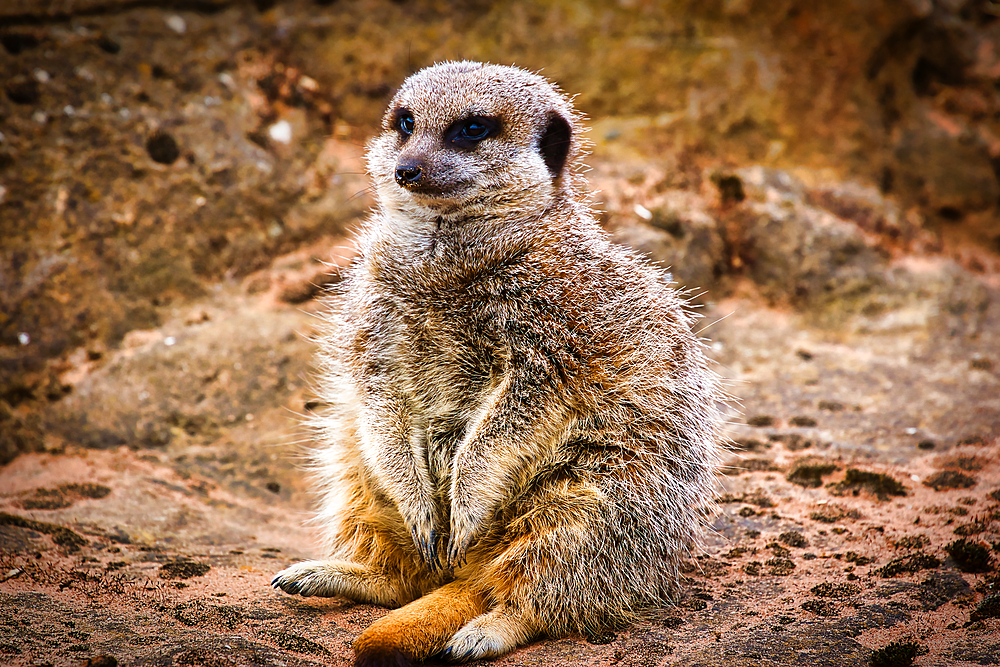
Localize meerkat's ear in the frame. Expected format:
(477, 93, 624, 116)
(539, 113, 572, 179)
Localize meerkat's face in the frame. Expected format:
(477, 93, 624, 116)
(366, 62, 584, 221)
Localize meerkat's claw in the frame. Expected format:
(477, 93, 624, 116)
(445, 539, 465, 570)
(271, 570, 311, 597)
(446, 516, 477, 569)
(410, 526, 440, 571)
(404, 504, 440, 571)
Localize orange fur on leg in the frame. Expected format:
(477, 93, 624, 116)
(353, 580, 486, 667)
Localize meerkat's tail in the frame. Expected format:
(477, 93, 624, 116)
(353, 580, 486, 667)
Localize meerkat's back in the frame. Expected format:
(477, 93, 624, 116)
(272, 61, 722, 667)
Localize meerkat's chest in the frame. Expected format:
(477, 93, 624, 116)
(378, 294, 505, 484)
(360, 281, 500, 405)
(402, 306, 500, 406)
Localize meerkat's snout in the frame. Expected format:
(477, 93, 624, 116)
(395, 162, 424, 187)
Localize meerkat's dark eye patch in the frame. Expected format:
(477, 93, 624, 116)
(445, 116, 500, 150)
(539, 114, 572, 178)
(393, 109, 416, 138)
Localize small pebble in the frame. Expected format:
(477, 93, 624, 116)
(166, 15, 187, 34)
(633, 203, 653, 221)
(268, 119, 292, 144)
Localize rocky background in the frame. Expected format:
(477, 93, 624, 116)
(1, 1, 999, 666)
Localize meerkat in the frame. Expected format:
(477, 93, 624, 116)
(271, 61, 722, 666)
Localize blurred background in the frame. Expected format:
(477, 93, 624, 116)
(3, 0, 999, 419)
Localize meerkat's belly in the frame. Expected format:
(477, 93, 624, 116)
(387, 319, 503, 487)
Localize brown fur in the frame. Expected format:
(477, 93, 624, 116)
(272, 61, 723, 664)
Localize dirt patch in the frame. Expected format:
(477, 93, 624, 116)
(971, 593, 1000, 622)
(801, 599, 839, 616)
(778, 531, 809, 548)
(952, 509, 1000, 536)
(811, 582, 862, 598)
(876, 554, 942, 578)
(893, 535, 930, 550)
(716, 490, 776, 508)
(809, 504, 862, 524)
(765, 557, 796, 576)
(159, 560, 211, 580)
(870, 639, 922, 667)
(731, 438, 770, 452)
(788, 459, 840, 488)
(827, 469, 908, 501)
(945, 539, 994, 574)
(18, 483, 111, 510)
(769, 433, 817, 452)
(0, 511, 87, 552)
(938, 455, 990, 472)
(726, 457, 782, 474)
(747, 415, 776, 427)
(924, 470, 978, 491)
(262, 630, 331, 656)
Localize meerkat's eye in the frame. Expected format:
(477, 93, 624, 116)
(395, 110, 415, 137)
(459, 120, 489, 141)
(446, 116, 500, 150)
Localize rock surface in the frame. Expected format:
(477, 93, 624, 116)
(2, 1, 999, 666)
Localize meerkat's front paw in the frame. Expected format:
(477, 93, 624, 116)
(271, 560, 337, 597)
(401, 501, 440, 571)
(445, 504, 484, 569)
(442, 627, 503, 663)
(441, 607, 533, 662)
(271, 559, 405, 606)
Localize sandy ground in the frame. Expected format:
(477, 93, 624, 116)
(1, 269, 998, 666)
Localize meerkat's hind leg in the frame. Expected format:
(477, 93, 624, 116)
(441, 605, 539, 663)
(353, 580, 487, 666)
(271, 559, 404, 606)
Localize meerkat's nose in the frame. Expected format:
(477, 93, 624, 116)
(395, 163, 424, 186)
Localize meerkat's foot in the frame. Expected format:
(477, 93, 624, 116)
(271, 560, 402, 606)
(441, 606, 536, 663)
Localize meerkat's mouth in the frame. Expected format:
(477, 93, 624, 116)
(395, 180, 479, 206)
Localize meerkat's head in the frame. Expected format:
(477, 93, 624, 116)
(366, 61, 587, 224)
